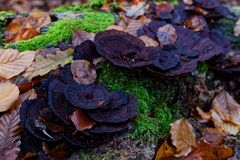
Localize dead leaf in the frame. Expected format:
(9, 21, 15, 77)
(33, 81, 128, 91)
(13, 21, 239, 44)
(72, 30, 95, 47)
(0, 109, 21, 160)
(185, 134, 233, 160)
(22, 49, 72, 81)
(211, 110, 240, 135)
(155, 140, 175, 160)
(234, 18, 240, 37)
(184, 15, 206, 32)
(126, 18, 150, 36)
(5, 12, 51, 42)
(157, 24, 177, 47)
(0, 49, 35, 80)
(183, 0, 193, 5)
(126, 2, 148, 18)
(170, 119, 196, 157)
(212, 91, 240, 126)
(196, 107, 211, 122)
(139, 35, 159, 47)
(106, 25, 126, 32)
(0, 81, 19, 112)
(71, 60, 97, 85)
(70, 109, 96, 131)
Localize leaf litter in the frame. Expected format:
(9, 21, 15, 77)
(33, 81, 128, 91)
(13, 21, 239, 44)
(0, 0, 240, 159)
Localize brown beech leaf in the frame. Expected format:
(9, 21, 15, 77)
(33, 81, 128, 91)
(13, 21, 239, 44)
(0, 109, 21, 160)
(126, 2, 148, 18)
(183, 0, 193, 5)
(155, 140, 175, 160)
(22, 49, 72, 81)
(5, 12, 51, 42)
(70, 60, 97, 85)
(211, 110, 240, 135)
(72, 30, 95, 47)
(185, 134, 233, 160)
(212, 91, 240, 126)
(106, 25, 126, 32)
(0, 49, 35, 80)
(139, 35, 159, 47)
(157, 24, 177, 46)
(70, 109, 96, 131)
(126, 19, 150, 36)
(234, 18, 240, 37)
(184, 15, 206, 32)
(170, 119, 196, 157)
(0, 81, 19, 112)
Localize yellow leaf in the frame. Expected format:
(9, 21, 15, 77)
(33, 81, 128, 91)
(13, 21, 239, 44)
(0, 81, 19, 112)
(23, 49, 70, 80)
(170, 119, 196, 157)
(0, 49, 35, 79)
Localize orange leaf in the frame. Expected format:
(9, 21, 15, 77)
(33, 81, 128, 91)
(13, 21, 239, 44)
(155, 140, 175, 160)
(70, 109, 96, 131)
(5, 12, 51, 42)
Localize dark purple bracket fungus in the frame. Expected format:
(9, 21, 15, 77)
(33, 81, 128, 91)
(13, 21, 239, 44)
(87, 93, 138, 123)
(21, 99, 64, 142)
(48, 78, 75, 124)
(63, 83, 110, 109)
(73, 40, 100, 63)
(94, 29, 159, 68)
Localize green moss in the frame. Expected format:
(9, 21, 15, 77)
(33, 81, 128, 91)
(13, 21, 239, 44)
(53, 0, 106, 12)
(6, 12, 114, 51)
(0, 11, 13, 22)
(99, 63, 181, 142)
(197, 62, 208, 74)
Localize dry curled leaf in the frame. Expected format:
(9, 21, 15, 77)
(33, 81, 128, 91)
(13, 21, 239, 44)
(212, 91, 240, 125)
(5, 12, 51, 42)
(0, 109, 21, 160)
(23, 49, 72, 81)
(71, 60, 97, 85)
(185, 134, 233, 160)
(0, 81, 19, 112)
(70, 109, 96, 131)
(0, 49, 35, 80)
(184, 15, 206, 32)
(126, 2, 148, 18)
(157, 24, 177, 46)
(170, 119, 196, 157)
(72, 30, 95, 47)
(139, 35, 159, 47)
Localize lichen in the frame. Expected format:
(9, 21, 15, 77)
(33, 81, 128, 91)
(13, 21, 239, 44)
(53, 0, 106, 12)
(99, 63, 181, 142)
(6, 12, 114, 51)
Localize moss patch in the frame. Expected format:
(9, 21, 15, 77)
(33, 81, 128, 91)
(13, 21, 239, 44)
(99, 63, 181, 142)
(6, 12, 114, 51)
(53, 0, 106, 12)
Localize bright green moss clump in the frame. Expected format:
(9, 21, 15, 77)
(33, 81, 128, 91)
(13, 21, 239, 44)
(6, 12, 114, 51)
(0, 11, 14, 22)
(99, 63, 181, 141)
(53, 0, 106, 12)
